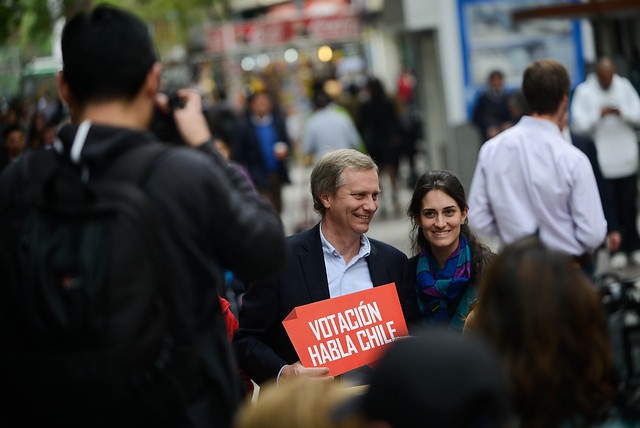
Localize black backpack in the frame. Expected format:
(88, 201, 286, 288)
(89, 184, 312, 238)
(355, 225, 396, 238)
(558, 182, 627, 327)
(0, 133, 189, 427)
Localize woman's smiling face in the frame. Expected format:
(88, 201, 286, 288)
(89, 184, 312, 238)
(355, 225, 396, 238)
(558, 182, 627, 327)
(417, 189, 468, 259)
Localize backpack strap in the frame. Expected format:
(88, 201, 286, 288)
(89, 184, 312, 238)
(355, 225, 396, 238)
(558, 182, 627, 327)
(110, 142, 224, 402)
(103, 142, 172, 185)
(62, 119, 170, 185)
(101, 142, 200, 404)
(26, 148, 64, 186)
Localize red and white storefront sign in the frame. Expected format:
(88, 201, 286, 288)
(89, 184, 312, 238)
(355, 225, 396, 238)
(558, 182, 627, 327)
(206, 12, 360, 54)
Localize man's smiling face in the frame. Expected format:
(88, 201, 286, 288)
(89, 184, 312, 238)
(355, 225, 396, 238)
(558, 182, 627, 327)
(321, 167, 380, 239)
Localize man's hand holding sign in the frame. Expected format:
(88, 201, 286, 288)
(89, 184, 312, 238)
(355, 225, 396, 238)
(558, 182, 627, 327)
(282, 283, 408, 377)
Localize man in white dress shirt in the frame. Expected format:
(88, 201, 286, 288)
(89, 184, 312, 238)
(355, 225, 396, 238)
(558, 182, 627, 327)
(571, 57, 640, 268)
(468, 59, 607, 269)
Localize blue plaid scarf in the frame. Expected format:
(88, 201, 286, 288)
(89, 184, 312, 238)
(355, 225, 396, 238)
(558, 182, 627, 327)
(416, 235, 471, 323)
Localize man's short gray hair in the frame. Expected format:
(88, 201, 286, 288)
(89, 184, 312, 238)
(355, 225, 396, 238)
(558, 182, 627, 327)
(310, 149, 378, 217)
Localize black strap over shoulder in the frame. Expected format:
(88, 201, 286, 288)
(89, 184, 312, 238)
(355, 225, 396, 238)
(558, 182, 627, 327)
(24, 142, 171, 210)
(104, 142, 172, 185)
(26, 138, 171, 184)
(23, 149, 67, 206)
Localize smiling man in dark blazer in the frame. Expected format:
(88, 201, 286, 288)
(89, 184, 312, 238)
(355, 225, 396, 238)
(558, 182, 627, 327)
(233, 149, 418, 386)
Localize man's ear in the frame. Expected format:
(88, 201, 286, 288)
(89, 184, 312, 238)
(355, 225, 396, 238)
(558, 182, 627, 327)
(562, 93, 569, 106)
(56, 71, 73, 107)
(320, 191, 331, 209)
(143, 62, 162, 98)
(555, 93, 570, 127)
(559, 93, 569, 114)
(57, 71, 79, 120)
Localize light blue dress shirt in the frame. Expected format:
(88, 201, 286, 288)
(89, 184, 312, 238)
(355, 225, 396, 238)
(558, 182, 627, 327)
(276, 223, 373, 383)
(320, 222, 373, 298)
(468, 115, 607, 256)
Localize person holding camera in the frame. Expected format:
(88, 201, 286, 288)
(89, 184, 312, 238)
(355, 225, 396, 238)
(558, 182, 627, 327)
(0, 5, 285, 427)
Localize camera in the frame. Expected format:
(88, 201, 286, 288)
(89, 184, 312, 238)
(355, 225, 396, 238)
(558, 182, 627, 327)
(168, 91, 186, 111)
(150, 90, 185, 145)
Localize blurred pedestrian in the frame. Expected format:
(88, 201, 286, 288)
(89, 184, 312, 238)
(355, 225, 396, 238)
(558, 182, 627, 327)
(468, 59, 606, 272)
(359, 77, 403, 216)
(206, 88, 238, 148)
(474, 235, 619, 427)
(0, 123, 25, 171)
(301, 83, 361, 160)
(472, 70, 513, 141)
(0, 102, 21, 168)
(41, 116, 59, 147)
(561, 112, 622, 274)
(26, 110, 45, 150)
(396, 65, 416, 104)
(332, 331, 514, 428)
(233, 91, 292, 214)
(337, 82, 362, 125)
(571, 57, 640, 268)
(396, 99, 421, 188)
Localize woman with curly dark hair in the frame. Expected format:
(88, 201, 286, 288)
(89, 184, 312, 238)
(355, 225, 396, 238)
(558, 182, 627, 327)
(406, 170, 493, 331)
(474, 235, 616, 427)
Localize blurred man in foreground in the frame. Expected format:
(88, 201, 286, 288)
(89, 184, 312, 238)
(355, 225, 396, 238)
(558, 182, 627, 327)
(0, 5, 285, 427)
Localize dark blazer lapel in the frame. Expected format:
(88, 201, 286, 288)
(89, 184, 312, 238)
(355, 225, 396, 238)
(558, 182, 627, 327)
(299, 225, 330, 302)
(367, 242, 390, 287)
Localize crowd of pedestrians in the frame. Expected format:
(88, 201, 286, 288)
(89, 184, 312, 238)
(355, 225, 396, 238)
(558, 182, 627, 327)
(2, 4, 640, 428)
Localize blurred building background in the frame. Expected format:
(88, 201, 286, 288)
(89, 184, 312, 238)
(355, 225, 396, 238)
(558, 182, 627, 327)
(2, 0, 640, 182)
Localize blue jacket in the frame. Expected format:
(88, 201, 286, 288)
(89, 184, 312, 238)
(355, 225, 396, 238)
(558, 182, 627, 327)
(233, 112, 291, 189)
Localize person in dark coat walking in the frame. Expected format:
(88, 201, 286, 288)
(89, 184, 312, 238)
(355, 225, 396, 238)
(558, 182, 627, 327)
(233, 91, 292, 214)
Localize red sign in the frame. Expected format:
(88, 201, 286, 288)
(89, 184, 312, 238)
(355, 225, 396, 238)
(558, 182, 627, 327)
(206, 27, 226, 54)
(282, 283, 409, 377)
(205, 13, 360, 54)
(305, 14, 359, 40)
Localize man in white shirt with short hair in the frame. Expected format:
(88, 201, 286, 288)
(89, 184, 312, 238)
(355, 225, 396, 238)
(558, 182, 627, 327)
(468, 58, 607, 270)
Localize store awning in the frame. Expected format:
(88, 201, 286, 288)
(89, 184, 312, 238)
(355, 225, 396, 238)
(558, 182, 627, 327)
(512, 0, 640, 22)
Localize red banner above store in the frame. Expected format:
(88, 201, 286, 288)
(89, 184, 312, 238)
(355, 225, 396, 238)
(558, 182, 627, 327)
(206, 13, 360, 54)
